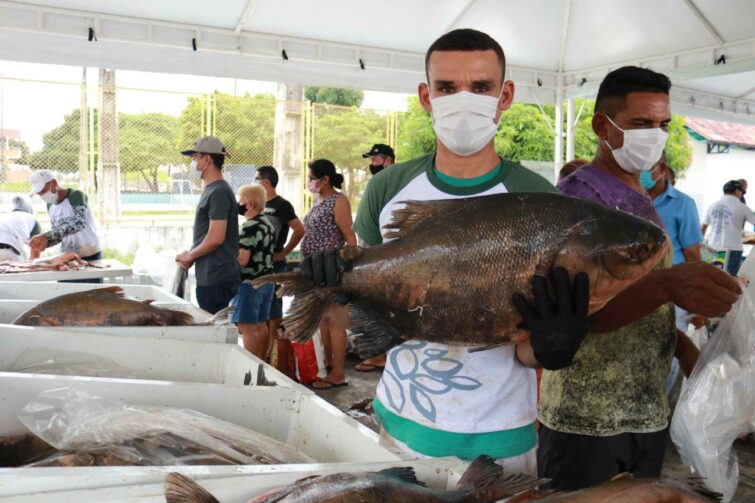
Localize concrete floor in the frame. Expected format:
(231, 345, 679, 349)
(315, 355, 755, 502)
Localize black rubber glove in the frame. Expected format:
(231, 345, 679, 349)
(299, 249, 352, 304)
(512, 267, 590, 371)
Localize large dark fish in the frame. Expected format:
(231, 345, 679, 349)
(508, 473, 721, 502)
(165, 454, 545, 503)
(253, 193, 668, 358)
(11, 286, 195, 326)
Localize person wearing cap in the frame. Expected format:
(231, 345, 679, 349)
(0, 196, 42, 262)
(363, 144, 395, 176)
(702, 180, 755, 276)
(176, 136, 240, 314)
(28, 170, 102, 282)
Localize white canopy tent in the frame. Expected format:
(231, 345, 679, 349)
(1, 0, 754, 168)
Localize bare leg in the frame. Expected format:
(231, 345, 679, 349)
(238, 323, 255, 354)
(312, 305, 348, 388)
(267, 317, 282, 362)
(319, 317, 333, 368)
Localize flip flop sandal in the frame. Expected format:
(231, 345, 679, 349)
(311, 379, 349, 390)
(355, 363, 385, 372)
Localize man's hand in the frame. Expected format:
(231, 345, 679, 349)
(513, 268, 590, 371)
(175, 251, 194, 270)
(29, 234, 48, 254)
(273, 251, 287, 262)
(661, 262, 740, 318)
(299, 249, 351, 304)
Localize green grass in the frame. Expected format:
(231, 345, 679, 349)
(1, 181, 32, 192)
(102, 247, 135, 266)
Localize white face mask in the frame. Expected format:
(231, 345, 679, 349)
(40, 190, 58, 205)
(603, 115, 668, 174)
(430, 90, 502, 157)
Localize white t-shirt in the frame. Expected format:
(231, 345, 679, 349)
(703, 195, 755, 251)
(0, 212, 38, 260)
(353, 154, 554, 434)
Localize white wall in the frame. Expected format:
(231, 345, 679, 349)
(676, 139, 755, 222)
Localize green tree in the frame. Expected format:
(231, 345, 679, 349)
(664, 115, 693, 177)
(176, 92, 276, 168)
(305, 87, 364, 107)
(395, 97, 434, 160)
(0, 136, 31, 165)
(311, 106, 385, 204)
(119, 112, 182, 192)
(29, 109, 87, 172)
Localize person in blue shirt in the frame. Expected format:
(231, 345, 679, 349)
(643, 153, 702, 264)
(642, 151, 703, 398)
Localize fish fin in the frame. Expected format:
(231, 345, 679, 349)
(609, 472, 634, 482)
(349, 303, 405, 360)
(251, 271, 310, 297)
(203, 306, 234, 325)
(377, 467, 426, 486)
(383, 199, 467, 239)
(284, 290, 332, 343)
(164, 473, 220, 503)
(256, 363, 277, 386)
(468, 473, 549, 502)
(458, 455, 503, 488)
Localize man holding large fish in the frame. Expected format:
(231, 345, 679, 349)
(257, 28, 739, 483)
(538, 67, 742, 490)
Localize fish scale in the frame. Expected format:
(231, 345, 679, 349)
(255, 193, 668, 355)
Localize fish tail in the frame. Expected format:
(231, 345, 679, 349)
(166, 309, 195, 326)
(164, 473, 220, 503)
(283, 289, 334, 343)
(458, 455, 547, 501)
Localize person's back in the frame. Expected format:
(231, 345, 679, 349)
(0, 211, 39, 261)
(705, 194, 750, 251)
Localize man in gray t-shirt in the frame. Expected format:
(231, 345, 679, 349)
(176, 136, 240, 314)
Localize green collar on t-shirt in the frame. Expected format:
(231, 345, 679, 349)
(429, 156, 509, 195)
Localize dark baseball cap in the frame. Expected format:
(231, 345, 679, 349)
(362, 144, 395, 158)
(181, 136, 226, 156)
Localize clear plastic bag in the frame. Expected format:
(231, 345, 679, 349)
(10, 348, 138, 378)
(671, 291, 755, 502)
(19, 388, 315, 466)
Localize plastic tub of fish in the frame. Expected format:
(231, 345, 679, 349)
(0, 281, 184, 303)
(0, 458, 469, 502)
(0, 300, 209, 325)
(0, 373, 398, 469)
(0, 326, 297, 389)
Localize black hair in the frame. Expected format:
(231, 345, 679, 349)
(257, 166, 279, 187)
(723, 180, 743, 195)
(595, 66, 671, 118)
(425, 29, 506, 84)
(207, 153, 225, 169)
(309, 159, 343, 189)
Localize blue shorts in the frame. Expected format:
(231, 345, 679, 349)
(269, 261, 289, 319)
(230, 283, 274, 324)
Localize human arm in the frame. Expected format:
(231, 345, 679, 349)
(274, 217, 305, 262)
(678, 199, 703, 263)
(700, 223, 708, 237)
(176, 219, 227, 269)
(30, 192, 89, 253)
(334, 196, 357, 247)
(675, 330, 700, 378)
(590, 262, 740, 333)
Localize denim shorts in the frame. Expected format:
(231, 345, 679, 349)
(230, 283, 275, 324)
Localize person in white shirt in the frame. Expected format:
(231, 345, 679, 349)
(702, 179, 755, 275)
(0, 196, 41, 261)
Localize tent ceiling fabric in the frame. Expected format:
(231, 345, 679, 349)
(1, 0, 754, 123)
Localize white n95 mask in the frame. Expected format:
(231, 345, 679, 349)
(40, 190, 58, 205)
(431, 91, 502, 157)
(604, 115, 668, 174)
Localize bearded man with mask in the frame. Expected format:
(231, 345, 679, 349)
(299, 29, 592, 474)
(176, 136, 240, 314)
(29, 170, 102, 283)
(539, 66, 741, 490)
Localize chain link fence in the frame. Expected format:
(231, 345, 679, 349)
(0, 73, 402, 219)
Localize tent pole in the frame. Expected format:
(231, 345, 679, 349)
(554, 78, 564, 180)
(566, 98, 575, 162)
